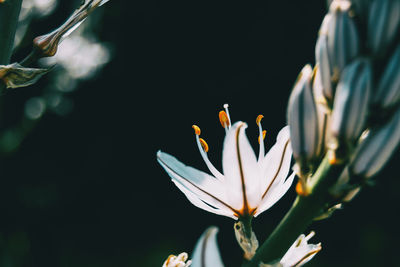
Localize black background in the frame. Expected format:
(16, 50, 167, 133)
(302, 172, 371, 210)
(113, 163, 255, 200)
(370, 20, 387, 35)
(0, 1, 399, 266)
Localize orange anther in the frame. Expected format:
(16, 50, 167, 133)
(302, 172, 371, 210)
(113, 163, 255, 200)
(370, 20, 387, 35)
(199, 138, 209, 152)
(258, 130, 267, 144)
(256, 114, 264, 125)
(219, 110, 230, 128)
(192, 125, 201, 135)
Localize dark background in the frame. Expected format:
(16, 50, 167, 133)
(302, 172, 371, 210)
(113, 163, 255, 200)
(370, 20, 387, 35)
(0, 1, 399, 266)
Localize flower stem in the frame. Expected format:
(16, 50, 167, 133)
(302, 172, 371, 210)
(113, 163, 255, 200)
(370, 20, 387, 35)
(243, 156, 344, 266)
(0, 0, 23, 92)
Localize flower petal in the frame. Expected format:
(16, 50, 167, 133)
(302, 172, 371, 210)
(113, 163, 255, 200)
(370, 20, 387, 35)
(157, 151, 236, 218)
(172, 181, 236, 219)
(254, 172, 295, 217)
(259, 126, 293, 196)
(191, 227, 224, 267)
(222, 122, 261, 213)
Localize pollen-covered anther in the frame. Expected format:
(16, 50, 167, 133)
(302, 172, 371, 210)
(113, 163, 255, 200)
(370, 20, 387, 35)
(199, 138, 209, 152)
(192, 125, 201, 135)
(258, 130, 267, 144)
(219, 110, 230, 128)
(256, 114, 264, 126)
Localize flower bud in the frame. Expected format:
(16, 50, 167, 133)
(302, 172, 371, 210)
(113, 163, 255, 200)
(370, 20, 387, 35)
(330, 59, 372, 147)
(326, 1, 360, 79)
(367, 0, 400, 56)
(288, 65, 320, 175)
(351, 0, 372, 18)
(33, 0, 110, 57)
(374, 44, 400, 109)
(315, 35, 334, 103)
(316, 1, 360, 103)
(350, 107, 400, 178)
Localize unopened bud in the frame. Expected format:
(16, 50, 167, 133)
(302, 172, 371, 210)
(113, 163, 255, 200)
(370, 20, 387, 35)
(350, 0, 372, 18)
(374, 44, 400, 110)
(288, 65, 321, 175)
(317, 1, 360, 96)
(33, 0, 110, 57)
(367, 0, 400, 56)
(330, 59, 372, 148)
(350, 107, 400, 178)
(315, 35, 334, 103)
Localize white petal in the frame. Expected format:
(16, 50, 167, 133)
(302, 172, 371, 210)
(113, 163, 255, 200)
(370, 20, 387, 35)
(222, 122, 261, 212)
(259, 126, 293, 198)
(191, 227, 224, 267)
(254, 172, 295, 217)
(157, 151, 236, 216)
(279, 232, 321, 267)
(172, 181, 236, 219)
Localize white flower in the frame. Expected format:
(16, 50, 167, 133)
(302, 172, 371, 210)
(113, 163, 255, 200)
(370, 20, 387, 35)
(279, 231, 321, 267)
(191, 227, 224, 267)
(157, 104, 295, 219)
(162, 252, 192, 267)
(260, 232, 321, 267)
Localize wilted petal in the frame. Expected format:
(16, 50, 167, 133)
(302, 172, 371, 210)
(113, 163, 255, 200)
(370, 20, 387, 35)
(330, 59, 372, 145)
(368, 0, 400, 56)
(191, 227, 224, 267)
(157, 151, 236, 218)
(234, 221, 259, 260)
(288, 65, 320, 174)
(0, 63, 50, 89)
(374, 44, 400, 109)
(350, 108, 400, 178)
(222, 122, 261, 213)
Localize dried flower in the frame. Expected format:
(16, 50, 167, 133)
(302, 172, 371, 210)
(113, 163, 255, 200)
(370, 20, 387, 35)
(33, 0, 110, 57)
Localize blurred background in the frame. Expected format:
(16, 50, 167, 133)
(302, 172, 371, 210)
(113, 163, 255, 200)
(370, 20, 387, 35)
(0, 0, 399, 266)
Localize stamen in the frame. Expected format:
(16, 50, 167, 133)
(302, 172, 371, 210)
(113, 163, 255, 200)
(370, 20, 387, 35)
(192, 125, 201, 135)
(199, 138, 209, 152)
(219, 111, 230, 129)
(192, 128, 225, 181)
(223, 104, 231, 128)
(257, 115, 265, 161)
(256, 114, 264, 126)
(258, 130, 267, 144)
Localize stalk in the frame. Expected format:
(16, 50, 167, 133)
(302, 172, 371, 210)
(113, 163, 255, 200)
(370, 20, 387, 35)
(0, 0, 23, 92)
(243, 156, 344, 266)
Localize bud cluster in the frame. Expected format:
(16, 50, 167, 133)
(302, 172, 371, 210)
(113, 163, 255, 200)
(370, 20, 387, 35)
(287, 0, 400, 200)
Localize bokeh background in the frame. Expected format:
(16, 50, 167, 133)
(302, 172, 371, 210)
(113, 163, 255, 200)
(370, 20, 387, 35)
(0, 0, 399, 266)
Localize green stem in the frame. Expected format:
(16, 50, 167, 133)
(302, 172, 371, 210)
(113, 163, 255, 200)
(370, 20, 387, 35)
(243, 156, 344, 266)
(0, 0, 23, 92)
